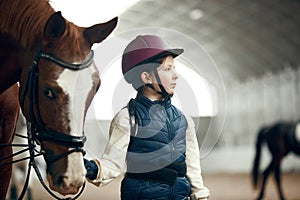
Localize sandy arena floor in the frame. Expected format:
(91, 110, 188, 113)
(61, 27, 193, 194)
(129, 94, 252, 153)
(24, 172, 300, 200)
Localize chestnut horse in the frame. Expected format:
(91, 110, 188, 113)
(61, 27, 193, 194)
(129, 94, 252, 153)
(252, 122, 300, 200)
(0, 0, 117, 199)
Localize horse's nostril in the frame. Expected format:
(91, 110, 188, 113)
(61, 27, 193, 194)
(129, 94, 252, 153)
(57, 175, 68, 186)
(54, 175, 82, 195)
(58, 175, 83, 188)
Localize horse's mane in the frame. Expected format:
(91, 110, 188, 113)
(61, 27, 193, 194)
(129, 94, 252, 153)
(0, 0, 54, 49)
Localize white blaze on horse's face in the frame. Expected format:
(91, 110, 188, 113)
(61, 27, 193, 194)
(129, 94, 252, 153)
(57, 67, 94, 137)
(52, 63, 99, 193)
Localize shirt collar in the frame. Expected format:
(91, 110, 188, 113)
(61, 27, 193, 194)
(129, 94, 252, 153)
(136, 92, 171, 108)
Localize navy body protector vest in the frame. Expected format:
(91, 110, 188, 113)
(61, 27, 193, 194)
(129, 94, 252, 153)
(126, 94, 187, 185)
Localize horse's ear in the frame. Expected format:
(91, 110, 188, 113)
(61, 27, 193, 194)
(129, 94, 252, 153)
(44, 11, 66, 40)
(84, 17, 118, 46)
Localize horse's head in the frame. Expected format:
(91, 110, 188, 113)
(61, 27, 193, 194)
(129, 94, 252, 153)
(19, 12, 117, 195)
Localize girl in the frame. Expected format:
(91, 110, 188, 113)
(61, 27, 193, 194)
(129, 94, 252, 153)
(84, 35, 210, 200)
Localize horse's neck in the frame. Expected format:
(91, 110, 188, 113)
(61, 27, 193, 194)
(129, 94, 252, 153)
(0, 0, 54, 94)
(0, 0, 54, 49)
(0, 35, 21, 93)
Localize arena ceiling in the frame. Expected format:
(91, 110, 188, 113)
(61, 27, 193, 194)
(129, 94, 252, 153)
(114, 0, 300, 87)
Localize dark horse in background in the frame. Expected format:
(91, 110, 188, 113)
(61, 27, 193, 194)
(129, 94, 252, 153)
(0, 0, 117, 199)
(252, 121, 300, 200)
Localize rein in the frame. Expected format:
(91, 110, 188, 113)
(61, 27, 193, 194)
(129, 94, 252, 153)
(1, 49, 94, 200)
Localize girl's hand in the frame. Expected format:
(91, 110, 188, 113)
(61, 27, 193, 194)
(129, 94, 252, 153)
(83, 158, 98, 180)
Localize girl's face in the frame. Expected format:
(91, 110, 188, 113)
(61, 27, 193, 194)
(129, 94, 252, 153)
(155, 55, 178, 95)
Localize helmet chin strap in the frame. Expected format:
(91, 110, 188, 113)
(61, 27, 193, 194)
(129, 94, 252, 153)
(145, 69, 172, 100)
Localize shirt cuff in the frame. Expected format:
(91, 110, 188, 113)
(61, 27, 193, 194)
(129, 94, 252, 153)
(190, 187, 210, 200)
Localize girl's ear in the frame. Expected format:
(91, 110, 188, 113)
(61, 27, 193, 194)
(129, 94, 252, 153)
(140, 72, 152, 84)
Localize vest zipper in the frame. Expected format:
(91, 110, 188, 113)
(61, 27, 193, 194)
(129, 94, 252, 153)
(166, 111, 176, 162)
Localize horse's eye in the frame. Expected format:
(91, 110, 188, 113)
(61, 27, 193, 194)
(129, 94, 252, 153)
(43, 87, 57, 100)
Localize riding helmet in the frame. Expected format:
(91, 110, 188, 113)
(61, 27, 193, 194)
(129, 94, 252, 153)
(122, 35, 184, 84)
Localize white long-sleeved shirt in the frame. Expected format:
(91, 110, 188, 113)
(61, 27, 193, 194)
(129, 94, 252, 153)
(89, 108, 210, 200)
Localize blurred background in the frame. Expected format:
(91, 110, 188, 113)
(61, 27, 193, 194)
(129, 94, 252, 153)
(81, 0, 300, 172)
(10, 0, 300, 199)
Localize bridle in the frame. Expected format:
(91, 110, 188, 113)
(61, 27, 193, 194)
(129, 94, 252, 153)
(0, 48, 94, 200)
(20, 49, 94, 153)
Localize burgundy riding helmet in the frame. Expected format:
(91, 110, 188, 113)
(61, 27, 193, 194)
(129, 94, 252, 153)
(122, 35, 184, 83)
